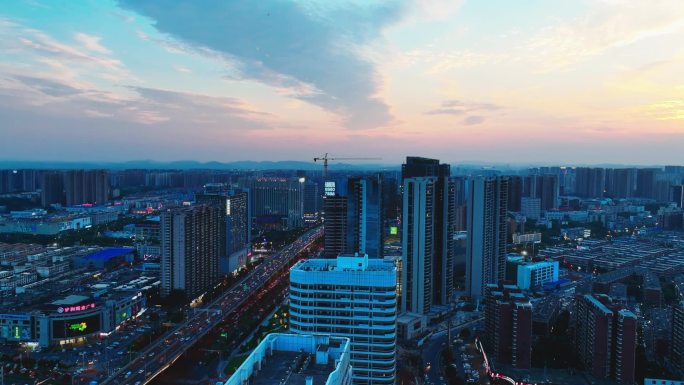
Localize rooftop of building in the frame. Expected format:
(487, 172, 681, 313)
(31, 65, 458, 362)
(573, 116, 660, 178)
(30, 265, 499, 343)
(293, 254, 394, 272)
(2, 264, 156, 313)
(225, 334, 350, 385)
(584, 294, 614, 315)
(80, 247, 135, 261)
(248, 351, 336, 385)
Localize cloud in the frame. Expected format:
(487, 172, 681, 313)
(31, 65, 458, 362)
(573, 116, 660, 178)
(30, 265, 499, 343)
(4, 75, 274, 129)
(0, 18, 132, 83)
(173, 65, 191, 73)
(642, 100, 684, 121)
(74, 33, 111, 54)
(521, 0, 684, 70)
(463, 115, 484, 125)
(425, 108, 464, 116)
(117, 0, 408, 129)
(12, 75, 83, 97)
(425, 100, 501, 115)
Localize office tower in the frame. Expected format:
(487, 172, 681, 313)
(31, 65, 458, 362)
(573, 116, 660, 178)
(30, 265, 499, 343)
(303, 180, 320, 220)
(520, 197, 541, 220)
(63, 170, 110, 206)
(672, 301, 684, 376)
(223, 334, 353, 385)
(290, 255, 397, 385)
(574, 294, 637, 384)
(466, 176, 509, 299)
(346, 175, 384, 258)
(402, 157, 455, 309)
(324, 195, 348, 258)
(574, 167, 606, 198)
(196, 189, 251, 274)
(248, 177, 304, 228)
(483, 284, 532, 369)
(160, 205, 221, 299)
(41, 171, 64, 207)
(672, 185, 684, 208)
(636, 168, 658, 199)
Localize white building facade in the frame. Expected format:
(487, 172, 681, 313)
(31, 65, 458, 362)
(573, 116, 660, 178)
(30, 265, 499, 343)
(290, 255, 397, 385)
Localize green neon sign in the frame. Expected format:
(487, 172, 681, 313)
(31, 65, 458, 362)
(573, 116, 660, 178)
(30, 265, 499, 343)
(390, 226, 398, 235)
(69, 322, 87, 332)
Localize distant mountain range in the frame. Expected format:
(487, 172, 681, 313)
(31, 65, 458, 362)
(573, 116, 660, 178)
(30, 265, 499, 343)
(0, 160, 398, 171)
(0, 160, 672, 170)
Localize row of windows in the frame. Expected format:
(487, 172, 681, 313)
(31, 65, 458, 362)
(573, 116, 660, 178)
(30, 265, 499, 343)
(291, 283, 395, 292)
(291, 309, 395, 320)
(290, 299, 396, 309)
(290, 316, 395, 327)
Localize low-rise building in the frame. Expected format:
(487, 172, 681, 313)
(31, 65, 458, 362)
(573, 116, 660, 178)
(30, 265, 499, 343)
(224, 333, 352, 385)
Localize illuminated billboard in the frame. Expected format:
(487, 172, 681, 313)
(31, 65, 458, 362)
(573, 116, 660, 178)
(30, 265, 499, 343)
(0, 325, 31, 341)
(57, 302, 96, 314)
(324, 181, 336, 196)
(52, 314, 101, 338)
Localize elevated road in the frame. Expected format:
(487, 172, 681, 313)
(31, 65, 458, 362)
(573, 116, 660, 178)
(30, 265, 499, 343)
(101, 226, 323, 385)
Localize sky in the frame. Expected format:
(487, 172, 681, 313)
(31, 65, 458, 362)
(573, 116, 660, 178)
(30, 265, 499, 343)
(1, 0, 683, 165)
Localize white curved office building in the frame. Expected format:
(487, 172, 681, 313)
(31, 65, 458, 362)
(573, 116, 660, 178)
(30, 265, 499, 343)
(290, 254, 397, 385)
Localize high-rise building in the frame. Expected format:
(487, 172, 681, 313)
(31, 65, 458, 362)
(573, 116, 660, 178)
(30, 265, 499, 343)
(605, 168, 636, 199)
(346, 175, 384, 258)
(0, 169, 38, 193)
(160, 205, 222, 299)
(324, 195, 348, 258)
(573, 294, 637, 384)
(575, 168, 606, 198)
(402, 177, 436, 315)
(522, 175, 558, 210)
(483, 284, 532, 369)
(466, 176, 509, 298)
(290, 255, 397, 385)
(507, 176, 523, 212)
(402, 157, 455, 309)
(672, 185, 684, 208)
(303, 180, 320, 221)
(247, 177, 304, 228)
(41, 171, 64, 207)
(63, 170, 110, 206)
(636, 168, 659, 199)
(196, 188, 251, 274)
(520, 197, 541, 220)
(672, 301, 684, 376)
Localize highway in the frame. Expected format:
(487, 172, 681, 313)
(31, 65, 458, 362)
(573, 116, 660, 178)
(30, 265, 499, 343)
(100, 226, 323, 385)
(423, 317, 483, 385)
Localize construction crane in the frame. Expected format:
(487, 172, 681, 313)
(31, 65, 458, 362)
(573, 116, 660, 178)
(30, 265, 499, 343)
(313, 153, 381, 179)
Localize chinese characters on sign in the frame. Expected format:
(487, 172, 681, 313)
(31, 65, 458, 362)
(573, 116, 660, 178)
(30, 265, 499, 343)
(57, 303, 96, 313)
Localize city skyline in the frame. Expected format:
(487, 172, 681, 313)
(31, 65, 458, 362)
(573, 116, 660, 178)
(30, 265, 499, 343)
(2, 0, 684, 164)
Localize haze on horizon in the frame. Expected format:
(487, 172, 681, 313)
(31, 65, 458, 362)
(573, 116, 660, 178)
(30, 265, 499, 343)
(1, 0, 683, 165)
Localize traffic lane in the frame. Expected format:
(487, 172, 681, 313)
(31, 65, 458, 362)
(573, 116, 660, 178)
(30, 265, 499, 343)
(106, 229, 322, 384)
(423, 334, 447, 385)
